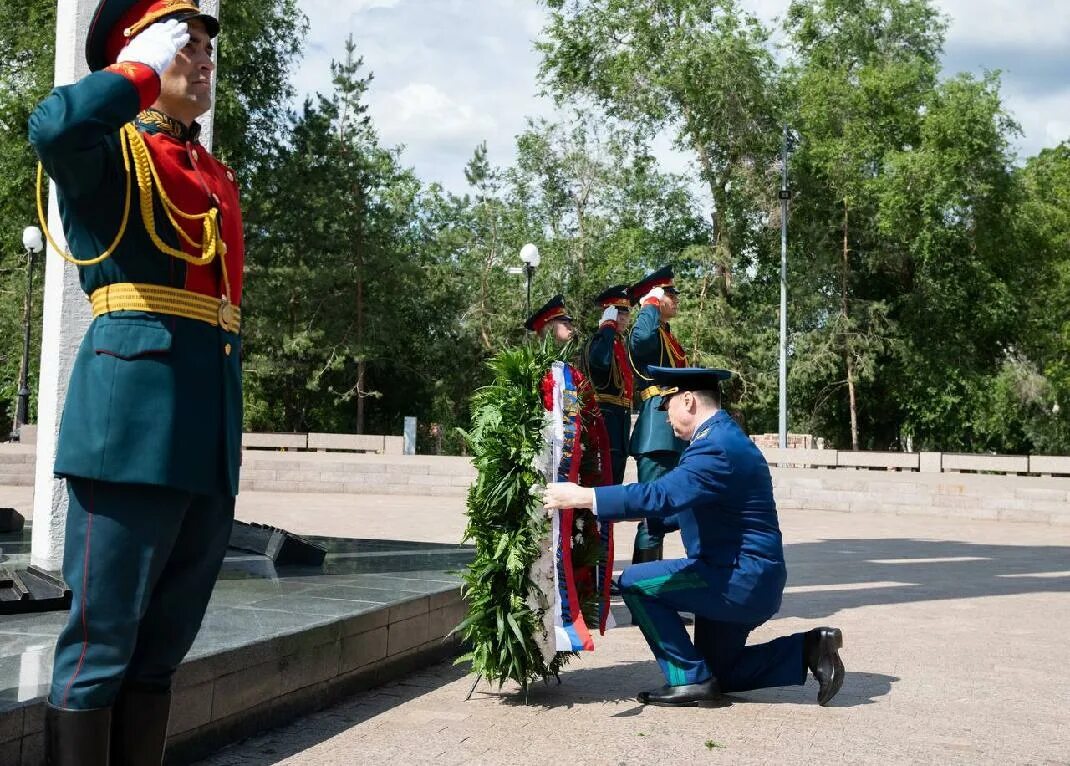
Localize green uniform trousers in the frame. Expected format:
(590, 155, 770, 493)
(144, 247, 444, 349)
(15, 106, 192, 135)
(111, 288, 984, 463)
(50, 478, 234, 709)
(632, 451, 680, 553)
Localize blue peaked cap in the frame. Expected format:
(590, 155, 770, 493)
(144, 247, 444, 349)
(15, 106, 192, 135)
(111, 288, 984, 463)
(649, 366, 732, 409)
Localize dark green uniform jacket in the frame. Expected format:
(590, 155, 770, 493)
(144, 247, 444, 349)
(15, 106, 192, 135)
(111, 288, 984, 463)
(583, 323, 632, 461)
(29, 65, 244, 496)
(628, 303, 688, 457)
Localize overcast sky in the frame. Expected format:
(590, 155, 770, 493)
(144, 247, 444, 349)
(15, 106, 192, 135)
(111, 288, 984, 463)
(293, 0, 1070, 194)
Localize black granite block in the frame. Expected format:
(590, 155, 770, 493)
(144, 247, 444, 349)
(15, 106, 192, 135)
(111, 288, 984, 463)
(0, 509, 24, 535)
(1, 535, 474, 763)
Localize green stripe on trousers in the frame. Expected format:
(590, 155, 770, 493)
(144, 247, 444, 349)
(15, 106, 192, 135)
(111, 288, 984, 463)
(624, 593, 688, 686)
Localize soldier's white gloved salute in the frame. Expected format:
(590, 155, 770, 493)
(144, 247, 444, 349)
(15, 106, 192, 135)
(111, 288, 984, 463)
(642, 286, 666, 304)
(117, 19, 190, 75)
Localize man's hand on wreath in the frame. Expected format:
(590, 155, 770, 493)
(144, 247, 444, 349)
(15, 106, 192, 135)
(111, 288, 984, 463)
(542, 482, 596, 513)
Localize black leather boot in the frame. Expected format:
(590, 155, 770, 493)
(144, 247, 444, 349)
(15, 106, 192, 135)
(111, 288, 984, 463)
(804, 627, 845, 706)
(111, 685, 173, 766)
(637, 677, 720, 706)
(45, 703, 111, 766)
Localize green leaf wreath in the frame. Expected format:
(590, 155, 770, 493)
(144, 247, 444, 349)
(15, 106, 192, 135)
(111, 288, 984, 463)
(454, 338, 593, 692)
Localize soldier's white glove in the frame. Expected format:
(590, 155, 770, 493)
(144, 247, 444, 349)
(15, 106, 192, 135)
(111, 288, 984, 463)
(117, 19, 189, 76)
(642, 287, 666, 304)
(599, 306, 619, 325)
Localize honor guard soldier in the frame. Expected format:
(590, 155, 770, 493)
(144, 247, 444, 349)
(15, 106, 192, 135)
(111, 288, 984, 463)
(627, 266, 688, 564)
(524, 294, 575, 345)
(581, 285, 633, 484)
(29, 2, 243, 763)
(543, 367, 846, 707)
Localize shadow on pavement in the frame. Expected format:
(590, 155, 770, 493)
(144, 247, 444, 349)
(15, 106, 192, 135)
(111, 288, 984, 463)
(479, 660, 660, 709)
(485, 660, 895, 710)
(779, 537, 1070, 619)
(198, 535, 1062, 761)
(726, 670, 898, 708)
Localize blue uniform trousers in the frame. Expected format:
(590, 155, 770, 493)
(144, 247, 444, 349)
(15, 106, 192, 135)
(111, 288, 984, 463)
(633, 451, 679, 552)
(620, 559, 807, 690)
(50, 478, 234, 709)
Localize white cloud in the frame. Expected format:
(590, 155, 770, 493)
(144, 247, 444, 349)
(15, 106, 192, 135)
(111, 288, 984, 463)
(936, 0, 1070, 49)
(291, 0, 1070, 193)
(1003, 88, 1070, 158)
(302, 0, 400, 16)
(373, 82, 496, 144)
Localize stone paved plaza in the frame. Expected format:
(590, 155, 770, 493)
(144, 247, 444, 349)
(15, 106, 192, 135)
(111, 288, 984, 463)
(6, 487, 1070, 764)
(213, 492, 1070, 765)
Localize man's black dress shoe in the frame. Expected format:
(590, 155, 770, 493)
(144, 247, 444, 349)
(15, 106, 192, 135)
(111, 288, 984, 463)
(637, 678, 720, 706)
(804, 627, 845, 705)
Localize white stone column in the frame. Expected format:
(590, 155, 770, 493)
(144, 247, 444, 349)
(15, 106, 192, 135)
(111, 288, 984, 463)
(31, 0, 95, 571)
(199, 0, 219, 152)
(31, 0, 222, 570)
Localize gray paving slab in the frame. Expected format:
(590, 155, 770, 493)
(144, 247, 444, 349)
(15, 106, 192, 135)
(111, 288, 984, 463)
(6, 486, 1070, 764)
(193, 494, 1070, 766)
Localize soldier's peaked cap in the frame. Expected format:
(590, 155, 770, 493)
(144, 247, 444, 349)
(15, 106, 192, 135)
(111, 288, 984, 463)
(87, 0, 219, 72)
(649, 366, 732, 409)
(628, 265, 679, 305)
(593, 285, 631, 309)
(525, 295, 572, 333)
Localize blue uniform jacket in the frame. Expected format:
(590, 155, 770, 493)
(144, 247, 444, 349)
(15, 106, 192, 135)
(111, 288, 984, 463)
(596, 410, 787, 619)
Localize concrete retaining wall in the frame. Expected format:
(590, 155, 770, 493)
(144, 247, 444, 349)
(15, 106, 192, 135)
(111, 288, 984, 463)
(237, 452, 476, 497)
(0, 445, 35, 487)
(4, 444, 1068, 523)
(771, 467, 1070, 525)
(1, 588, 468, 766)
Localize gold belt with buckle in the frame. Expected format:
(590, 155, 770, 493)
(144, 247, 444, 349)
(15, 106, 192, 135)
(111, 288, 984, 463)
(639, 385, 663, 402)
(90, 282, 241, 333)
(595, 393, 632, 408)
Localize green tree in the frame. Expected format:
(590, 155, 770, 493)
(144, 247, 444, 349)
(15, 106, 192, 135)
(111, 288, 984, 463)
(784, 0, 944, 449)
(538, 0, 782, 297)
(504, 115, 708, 329)
(242, 35, 439, 436)
(0, 0, 54, 431)
(976, 143, 1070, 453)
(536, 1, 807, 433)
(213, 0, 308, 178)
(877, 72, 1028, 450)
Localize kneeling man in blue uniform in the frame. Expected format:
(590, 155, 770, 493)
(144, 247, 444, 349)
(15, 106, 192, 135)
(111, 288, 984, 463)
(543, 366, 845, 706)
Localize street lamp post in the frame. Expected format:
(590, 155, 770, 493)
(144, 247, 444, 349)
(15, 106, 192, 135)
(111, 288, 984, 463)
(778, 125, 792, 450)
(519, 243, 540, 317)
(12, 226, 44, 441)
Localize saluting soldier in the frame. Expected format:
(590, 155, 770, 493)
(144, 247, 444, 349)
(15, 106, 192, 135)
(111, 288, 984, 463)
(581, 285, 633, 485)
(29, 2, 243, 762)
(627, 266, 688, 564)
(524, 294, 575, 345)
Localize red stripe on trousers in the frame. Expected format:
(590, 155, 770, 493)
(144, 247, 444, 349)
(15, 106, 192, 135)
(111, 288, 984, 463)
(60, 481, 94, 708)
